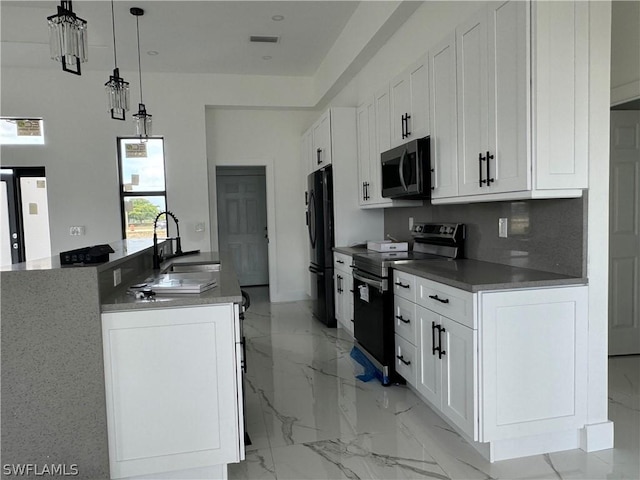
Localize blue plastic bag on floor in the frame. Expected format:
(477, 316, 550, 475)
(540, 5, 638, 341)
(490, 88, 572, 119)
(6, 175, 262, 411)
(350, 346, 383, 383)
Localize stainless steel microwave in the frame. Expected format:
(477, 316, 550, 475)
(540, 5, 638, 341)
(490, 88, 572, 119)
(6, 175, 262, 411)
(381, 137, 431, 199)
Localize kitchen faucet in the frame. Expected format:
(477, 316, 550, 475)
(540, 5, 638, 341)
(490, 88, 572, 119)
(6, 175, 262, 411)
(152, 211, 199, 269)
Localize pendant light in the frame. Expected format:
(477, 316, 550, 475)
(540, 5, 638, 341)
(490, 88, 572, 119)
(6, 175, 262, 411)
(131, 7, 152, 138)
(47, 1, 88, 75)
(105, 1, 129, 120)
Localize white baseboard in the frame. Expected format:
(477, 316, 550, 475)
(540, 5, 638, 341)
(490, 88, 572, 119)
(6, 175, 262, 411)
(580, 421, 615, 452)
(489, 429, 580, 462)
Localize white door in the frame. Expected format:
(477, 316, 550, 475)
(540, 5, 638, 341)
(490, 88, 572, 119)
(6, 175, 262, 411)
(430, 33, 459, 199)
(486, 0, 529, 194)
(407, 56, 430, 141)
(456, 8, 490, 196)
(416, 306, 441, 409)
(390, 73, 410, 147)
(356, 100, 373, 205)
(216, 169, 269, 286)
(439, 316, 476, 440)
(609, 110, 640, 355)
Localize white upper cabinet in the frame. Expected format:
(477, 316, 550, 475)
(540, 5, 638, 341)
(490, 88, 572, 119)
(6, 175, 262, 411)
(301, 129, 313, 175)
(356, 95, 423, 209)
(430, 33, 459, 199)
(309, 110, 332, 172)
(390, 54, 430, 148)
(432, 0, 589, 204)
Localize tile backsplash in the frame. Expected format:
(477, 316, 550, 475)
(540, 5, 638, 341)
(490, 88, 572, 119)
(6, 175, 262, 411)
(383, 195, 587, 277)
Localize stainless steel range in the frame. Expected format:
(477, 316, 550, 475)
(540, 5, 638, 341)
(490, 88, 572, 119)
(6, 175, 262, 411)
(351, 223, 465, 385)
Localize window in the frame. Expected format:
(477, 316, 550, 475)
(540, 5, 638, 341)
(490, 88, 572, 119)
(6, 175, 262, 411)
(117, 137, 168, 240)
(0, 118, 45, 145)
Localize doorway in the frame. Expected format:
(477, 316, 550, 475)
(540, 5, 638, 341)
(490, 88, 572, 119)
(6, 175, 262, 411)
(216, 166, 269, 287)
(609, 107, 640, 355)
(0, 167, 51, 265)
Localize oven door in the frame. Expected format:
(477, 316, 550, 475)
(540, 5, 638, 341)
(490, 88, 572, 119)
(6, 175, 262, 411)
(352, 270, 392, 371)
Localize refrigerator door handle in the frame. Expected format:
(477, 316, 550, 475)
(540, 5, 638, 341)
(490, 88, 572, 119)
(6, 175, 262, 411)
(308, 265, 324, 276)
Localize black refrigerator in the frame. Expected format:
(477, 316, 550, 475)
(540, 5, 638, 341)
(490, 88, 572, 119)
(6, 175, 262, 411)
(306, 165, 336, 327)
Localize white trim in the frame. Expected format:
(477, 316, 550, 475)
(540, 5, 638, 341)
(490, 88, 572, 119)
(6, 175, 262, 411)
(580, 421, 615, 453)
(611, 80, 640, 107)
(211, 158, 279, 303)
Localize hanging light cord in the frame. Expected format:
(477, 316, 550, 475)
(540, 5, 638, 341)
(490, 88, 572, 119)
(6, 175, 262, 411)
(135, 14, 143, 104)
(110, 0, 118, 67)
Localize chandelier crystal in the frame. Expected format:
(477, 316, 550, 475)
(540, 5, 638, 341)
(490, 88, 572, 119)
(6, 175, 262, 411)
(47, 1, 88, 75)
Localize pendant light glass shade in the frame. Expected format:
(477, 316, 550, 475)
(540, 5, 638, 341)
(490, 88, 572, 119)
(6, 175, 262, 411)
(105, 69, 130, 120)
(47, 1, 87, 75)
(105, 1, 129, 120)
(133, 104, 152, 137)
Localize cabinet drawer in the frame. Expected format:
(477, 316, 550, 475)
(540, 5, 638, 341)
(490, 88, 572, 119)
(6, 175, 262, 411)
(334, 252, 353, 273)
(417, 278, 474, 329)
(393, 271, 417, 302)
(395, 334, 417, 387)
(394, 296, 418, 345)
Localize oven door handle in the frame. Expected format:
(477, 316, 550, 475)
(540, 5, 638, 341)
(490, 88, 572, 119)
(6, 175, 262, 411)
(353, 270, 387, 291)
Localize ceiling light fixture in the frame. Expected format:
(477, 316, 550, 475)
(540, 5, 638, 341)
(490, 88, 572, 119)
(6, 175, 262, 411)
(271, 15, 284, 21)
(131, 7, 152, 138)
(47, 1, 88, 75)
(105, 0, 129, 120)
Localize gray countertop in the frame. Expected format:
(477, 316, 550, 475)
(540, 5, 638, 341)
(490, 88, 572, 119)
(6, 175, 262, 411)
(392, 258, 587, 292)
(333, 246, 368, 256)
(100, 251, 242, 312)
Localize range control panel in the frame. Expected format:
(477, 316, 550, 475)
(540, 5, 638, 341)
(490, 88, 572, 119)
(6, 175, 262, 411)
(411, 222, 465, 241)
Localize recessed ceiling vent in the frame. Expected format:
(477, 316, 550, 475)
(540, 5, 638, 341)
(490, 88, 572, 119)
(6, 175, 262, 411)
(250, 35, 280, 44)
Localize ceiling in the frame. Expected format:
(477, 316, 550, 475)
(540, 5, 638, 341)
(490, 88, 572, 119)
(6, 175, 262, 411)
(0, 1, 360, 77)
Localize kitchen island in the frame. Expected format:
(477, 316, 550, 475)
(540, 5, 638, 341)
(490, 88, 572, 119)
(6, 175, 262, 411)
(1, 240, 244, 480)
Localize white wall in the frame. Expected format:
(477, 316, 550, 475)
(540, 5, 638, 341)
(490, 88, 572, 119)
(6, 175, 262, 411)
(0, 67, 314, 256)
(611, 0, 640, 105)
(205, 108, 315, 302)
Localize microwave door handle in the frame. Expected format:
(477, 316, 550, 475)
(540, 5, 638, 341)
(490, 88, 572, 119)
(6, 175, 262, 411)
(399, 148, 408, 192)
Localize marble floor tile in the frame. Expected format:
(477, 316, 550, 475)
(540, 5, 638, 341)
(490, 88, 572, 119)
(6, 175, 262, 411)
(231, 287, 640, 480)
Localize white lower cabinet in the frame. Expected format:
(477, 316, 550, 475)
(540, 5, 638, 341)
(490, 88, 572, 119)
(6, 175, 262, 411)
(393, 269, 588, 460)
(334, 252, 354, 335)
(101, 304, 244, 479)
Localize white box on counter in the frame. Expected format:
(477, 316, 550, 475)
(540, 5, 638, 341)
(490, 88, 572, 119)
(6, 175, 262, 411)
(366, 241, 408, 252)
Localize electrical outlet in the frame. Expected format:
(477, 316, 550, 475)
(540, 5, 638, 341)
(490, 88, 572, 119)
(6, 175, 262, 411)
(498, 218, 508, 238)
(69, 226, 85, 236)
(409, 217, 414, 231)
(113, 268, 121, 287)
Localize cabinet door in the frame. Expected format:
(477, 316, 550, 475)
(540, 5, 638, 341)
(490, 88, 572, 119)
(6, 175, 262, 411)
(486, 0, 530, 194)
(334, 273, 344, 324)
(416, 306, 441, 409)
(375, 86, 392, 157)
(395, 334, 418, 387)
(102, 305, 240, 478)
(344, 273, 354, 335)
(479, 286, 588, 442)
(312, 111, 332, 170)
(440, 316, 477, 440)
(390, 73, 410, 148)
(430, 34, 459, 199)
(356, 99, 378, 206)
(407, 55, 430, 141)
(456, 7, 489, 197)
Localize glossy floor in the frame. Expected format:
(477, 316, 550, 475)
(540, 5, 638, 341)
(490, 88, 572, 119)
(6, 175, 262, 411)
(229, 287, 640, 480)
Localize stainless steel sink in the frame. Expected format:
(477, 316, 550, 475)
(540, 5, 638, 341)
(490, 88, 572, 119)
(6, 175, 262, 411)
(161, 262, 221, 274)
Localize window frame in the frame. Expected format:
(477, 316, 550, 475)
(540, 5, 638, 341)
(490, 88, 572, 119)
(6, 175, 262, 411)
(0, 117, 45, 145)
(116, 137, 169, 240)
